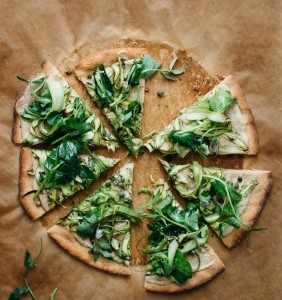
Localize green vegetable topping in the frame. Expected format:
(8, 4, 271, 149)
(59, 164, 140, 264)
(139, 179, 209, 285)
(160, 160, 266, 237)
(145, 83, 248, 157)
(17, 73, 119, 151)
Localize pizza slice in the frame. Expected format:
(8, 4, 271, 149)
(74, 48, 161, 157)
(160, 160, 272, 248)
(145, 76, 259, 157)
(20, 140, 119, 220)
(13, 60, 119, 152)
(48, 163, 140, 275)
(139, 179, 224, 293)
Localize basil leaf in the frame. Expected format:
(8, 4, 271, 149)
(209, 89, 235, 113)
(24, 250, 36, 269)
(172, 250, 192, 284)
(8, 287, 29, 300)
(141, 54, 162, 80)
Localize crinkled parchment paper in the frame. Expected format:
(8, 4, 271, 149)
(0, 0, 281, 299)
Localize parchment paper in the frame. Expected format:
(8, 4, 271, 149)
(1, 0, 281, 299)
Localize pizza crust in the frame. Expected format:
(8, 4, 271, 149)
(74, 47, 147, 83)
(222, 75, 259, 155)
(222, 170, 272, 248)
(19, 147, 45, 220)
(144, 253, 225, 293)
(48, 225, 130, 275)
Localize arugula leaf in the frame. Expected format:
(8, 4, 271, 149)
(9, 287, 29, 300)
(24, 250, 36, 269)
(172, 250, 193, 284)
(168, 130, 208, 157)
(209, 89, 235, 113)
(141, 54, 162, 80)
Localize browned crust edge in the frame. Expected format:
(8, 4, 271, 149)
(223, 75, 259, 155)
(12, 60, 52, 144)
(48, 225, 130, 275)
(222, 170, 272, 249)
(19, 147, 45, 220)
(144, 255, 225, 293)
(75, 48, 147, 74)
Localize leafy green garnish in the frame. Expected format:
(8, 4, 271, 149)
(172, 250, 193, 284)
(168, 130, 208, 158)
(209, 89, 235, 113)
(9, 240, 57, 300)
(141, 54, 162, 80)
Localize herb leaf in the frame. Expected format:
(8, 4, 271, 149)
(172, 250, 193, 284)
(209, 89, 235, 113)
(141, 54, 162, 80)
(24, 250, 36, 269)
(9, 287, 29, 300)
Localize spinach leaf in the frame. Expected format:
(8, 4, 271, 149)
(122, 101, 142, 127)
(172, 250, 193, 284)
(21, 99, 52, 120)
(76, 219, 95, 238)
(46, 111, 64, 125)
(64, 118, 92, 137)
(141, 54, 162, 80)
(168, 130, 208, 157)
(209, 89, 235, 113)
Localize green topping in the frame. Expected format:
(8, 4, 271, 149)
(145, 84, 248, 157)
(30, 140, 118, 208)
(161, 161, 265, 237)
(86, 54, 184, 156)
(9, 240, 57, 300)
(139, 179, 209, 285)
(18, 75, 119, 151)
(60, 164, 140, 264)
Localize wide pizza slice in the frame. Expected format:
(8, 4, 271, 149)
(160, 160, 272, 248)
(20, 140, 119, 220)
(48, 163, 140, 275)
(145, 76, 259, 157)
(75, 48, 161, 157)
(139, 179, 224, 293)
(13, 60, 119, 152)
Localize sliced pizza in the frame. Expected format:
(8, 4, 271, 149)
(139, 179, 224, 293)
(20, 140, 119, 220)
(145, 76, 259, 157)
(13, 60, 119, 152)
(48, 163, 140, 275)
(160, 160, 272, 248)
(75, 48, 162, 157)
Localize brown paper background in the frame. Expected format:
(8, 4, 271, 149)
(1, 0, 281, 299)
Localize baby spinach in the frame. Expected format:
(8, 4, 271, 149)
(209, 89, 235, 113)
(172, 250, 193, 284)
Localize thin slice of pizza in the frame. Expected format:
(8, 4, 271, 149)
(145, 76, 259, 157)
(20, 140, 119, 220)
(13, 60, 119, 152)
(160, 160, 272, 248)
(74, 48, 162, 157)
(139, 179, 224, 293)
(48, 163, 140, 275)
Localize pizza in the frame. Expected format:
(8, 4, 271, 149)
(160, 160, 272, 248)
(12, 45, 272, 294)
(74, 48, 162, 157)
(13, 60, 119, 152)
(48, 163, 140, 275)
(145, 76, 259, 157)
(19, 140, 119, 220)
(140, 179, 225, 293)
